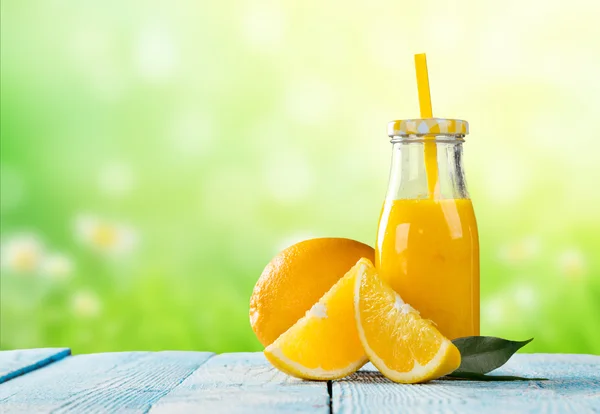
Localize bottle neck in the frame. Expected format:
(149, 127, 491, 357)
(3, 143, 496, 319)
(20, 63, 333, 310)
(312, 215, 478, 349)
(385, 136, 470, 201)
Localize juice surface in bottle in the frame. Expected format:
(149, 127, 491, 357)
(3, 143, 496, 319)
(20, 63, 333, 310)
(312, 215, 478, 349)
(376, 118, 479, 339)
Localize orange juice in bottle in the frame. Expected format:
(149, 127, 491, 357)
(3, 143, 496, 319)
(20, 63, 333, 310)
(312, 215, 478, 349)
(375, 118, 480, 339)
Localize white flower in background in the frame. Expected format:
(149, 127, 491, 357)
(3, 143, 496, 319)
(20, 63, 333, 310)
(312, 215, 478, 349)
(75, 215, 137, 256)
(498, 236, 541, 265)
(40, 253, 74, 281)
(98, 161, 135, 198)
(0, 234, 44, 274)
(71, 290, 102, 318)
(558, 248, 588, 280)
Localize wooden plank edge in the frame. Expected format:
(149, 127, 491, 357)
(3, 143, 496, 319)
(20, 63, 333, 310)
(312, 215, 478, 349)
(145, 352, 217, 411)
(328, 380, 333, 414)
(166, 352, 217, 391)
(0, 348, 72, 384)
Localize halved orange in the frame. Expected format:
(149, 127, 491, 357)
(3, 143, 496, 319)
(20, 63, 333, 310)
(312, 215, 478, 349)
(354, 258, 461, 383)
(264, 261, 368, 380)
(250, 238, 374, 347)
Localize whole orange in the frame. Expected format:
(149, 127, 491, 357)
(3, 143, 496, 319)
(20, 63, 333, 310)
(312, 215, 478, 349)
(249, 237, 375, 346)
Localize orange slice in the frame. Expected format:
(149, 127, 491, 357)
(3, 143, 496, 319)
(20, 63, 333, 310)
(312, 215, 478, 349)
(264, 262, 368, 380)
(354, 258, 461, 383)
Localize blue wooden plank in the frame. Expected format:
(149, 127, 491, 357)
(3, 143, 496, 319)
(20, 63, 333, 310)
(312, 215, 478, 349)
(2, 351, 597, 413)
(0, 351, 214, 413)
(0, 348, 71, 384)
(332, 353, 600, 414)
(149, 352, 330, 414)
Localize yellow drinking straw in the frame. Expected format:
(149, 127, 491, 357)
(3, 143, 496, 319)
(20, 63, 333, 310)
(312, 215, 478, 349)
(414, 53, 433, 118)
(414, 53, 438, 199)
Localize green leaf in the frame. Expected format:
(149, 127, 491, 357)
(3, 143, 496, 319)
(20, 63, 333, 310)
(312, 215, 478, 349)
(445, 372, 547, 381)
(452, 336, 533, 374)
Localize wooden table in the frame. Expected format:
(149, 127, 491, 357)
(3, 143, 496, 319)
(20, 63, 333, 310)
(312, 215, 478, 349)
(0, 349, 598, 413)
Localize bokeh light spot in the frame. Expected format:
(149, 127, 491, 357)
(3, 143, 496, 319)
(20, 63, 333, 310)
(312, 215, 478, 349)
(98, 161, 136, 198)
(558, 248, 588, 281)
(498, 236, 541, 265)
(482, 297, 507, 326)
(513, 283, 538, 311)
(241, 1, 285, 52)
(41, 253, 74, 281)
(72, 290, 102, 318)
(135, 23, 179, 82)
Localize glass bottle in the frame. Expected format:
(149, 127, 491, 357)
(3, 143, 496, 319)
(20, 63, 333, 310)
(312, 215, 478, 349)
(375, 118, 479, 339)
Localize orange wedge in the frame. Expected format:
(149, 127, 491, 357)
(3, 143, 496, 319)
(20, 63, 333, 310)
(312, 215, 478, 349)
(264, 262, 368, 380)
(354, 258, 461, 383)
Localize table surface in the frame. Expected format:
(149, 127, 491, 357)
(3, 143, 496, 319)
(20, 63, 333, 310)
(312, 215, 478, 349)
(0, 349, 598, 413)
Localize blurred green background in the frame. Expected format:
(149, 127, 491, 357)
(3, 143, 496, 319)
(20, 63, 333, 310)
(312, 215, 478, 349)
(1, 0, 599, 355)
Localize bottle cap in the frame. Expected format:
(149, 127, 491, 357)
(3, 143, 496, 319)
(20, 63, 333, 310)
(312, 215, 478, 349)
(388, 118, 469, 137)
